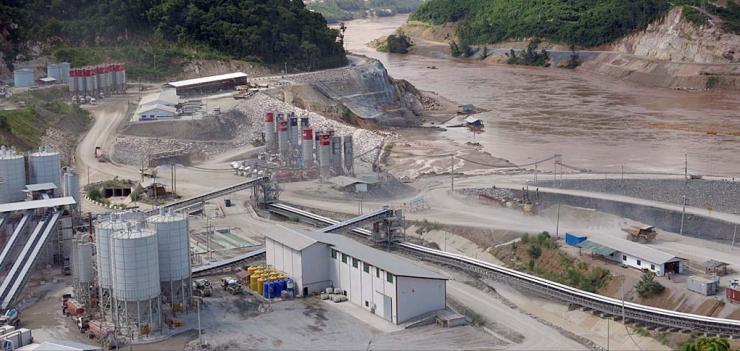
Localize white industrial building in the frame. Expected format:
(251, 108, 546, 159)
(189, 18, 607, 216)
(265, 226, 447, 324)
(140, 89, 178, 107)
(135, 104, 176, 121)
(580, 236, 685, 276)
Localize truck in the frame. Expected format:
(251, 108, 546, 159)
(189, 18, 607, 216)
(221, 277, 243, 295)
(62, 298, 86, 317)
(75, 316, 90, 333)
(193, 279, 212, 297)
(624, 225, 657, 243)
(0, 309, 20, 327)
(87, 320, 118, 349)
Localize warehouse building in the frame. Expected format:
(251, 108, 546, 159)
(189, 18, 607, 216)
(579, 236, 685, 276)
(140, 89, 179, 107)
(265, 226, 447, 324)
(135, 104, 176, 121)
(165, 72, 247, 96)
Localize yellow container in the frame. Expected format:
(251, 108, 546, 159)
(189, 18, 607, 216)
(250, 274, 260, 291)
(247, 266, 257, 274)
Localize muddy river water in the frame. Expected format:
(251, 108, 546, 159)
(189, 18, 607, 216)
(341, 15, 740, 176)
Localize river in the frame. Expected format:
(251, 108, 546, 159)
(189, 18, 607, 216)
(341, 15, 740, 177)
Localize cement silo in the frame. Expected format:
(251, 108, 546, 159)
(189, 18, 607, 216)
(302, 128, 314, 168)
(68, 69, 78, 98)
(59, 62, 70, 83)
(47, 64, 61, 82)
(289, 115, 299, 148)
(318, 133, 332, 179)
(63, 168, 80, 211)
(278, 119, 289, 160)
(71, 238, 94, 303)
(147, 211, 191, 308)
(264, 112, 276, 153)
(331, 135, 343, 176)
(110, 225, 161, 331)
(343, 135, 354, 176)
(13, 69, 34, 88)
(0, 146, 26, 203)
(29, 147, 61, 189)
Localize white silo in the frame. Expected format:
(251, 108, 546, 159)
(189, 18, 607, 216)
(71, 238, 95, 304)
(302, 128, 314, 168)
(63, 168, 80, 210)
(147, 210, 191, 308)
(0, 146, 27, 203)
(110, 225, 161, 331)
(318, 132, 332, 179)
(263, 112, 276, 153)
(29, 147, 61, 190)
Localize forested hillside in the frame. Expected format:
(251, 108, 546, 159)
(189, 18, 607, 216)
(1, 0, 346, 79)
(410, 0, 740, 48)
(307, 0, 424, 23)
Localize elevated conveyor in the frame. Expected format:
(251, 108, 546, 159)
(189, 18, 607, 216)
(318, 207, 393, 233)
(144, 177, 269, 216)
(0, 210, 33, 270)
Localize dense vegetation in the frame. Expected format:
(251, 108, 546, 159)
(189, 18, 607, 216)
(307, 0, 424, 23)
(0, 87, 91, 150)
(680, 336, 731, 351)
(1, 0, 346, 78)
(634, 271, 665, 298)
(515, 232, 612, 293)
(377, 33, 414, 53)
(411, 0, 672, 48)
(506, 40, 550, 66)
(673, 0, 740, 34)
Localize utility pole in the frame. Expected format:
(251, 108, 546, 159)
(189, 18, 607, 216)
(679, 195, 687, 235)
(684, 153, 688, 180)
(555, 203, 561, 240)
(450, 155, 455, 192)
(444, 231, 447, 252)
(197, 298, 202, 348)
(732, 224, 737, 250)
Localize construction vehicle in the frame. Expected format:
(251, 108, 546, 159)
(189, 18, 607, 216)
(221, 277, 243, 295)
(76, 315, 90, 333)
(0, 309, 20, 327)
(193, 279, 212, 297)
(62, 297, 85, 317)
(87, 320, 118, 349)
(624, 225, 658, 243)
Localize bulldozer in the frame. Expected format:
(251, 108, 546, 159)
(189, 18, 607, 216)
(624, 225, 658, 243)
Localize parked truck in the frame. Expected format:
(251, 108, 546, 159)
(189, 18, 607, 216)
(193, 279, 212, 297)
(221, 277, 243, 295)
(87, 320, 118, 349)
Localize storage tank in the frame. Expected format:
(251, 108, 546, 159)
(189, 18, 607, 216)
(59, 62, 70, 83)
(13, 68, 34, 88)
(47, 64, 61, 82)
(68, 69, 78, 98)
(94, 212, 146, 289)
(148, 210, 191, 306)
(302, 128, 314, 168)
(73, 240, 94, 284)
(343, 135, 353, 176)
(29, 147, 61, 189)
(331, 135, 343, 176)
(0, 146, 27, 203)
(318, 133, 332, 179)
(277, 119, 289, 160)
(110, 226, 160, 301)
(63, 168, 80, 210)
(264, 112, 276, 153)
(85, 69, 94, 96)
(289, 115, 299, 149)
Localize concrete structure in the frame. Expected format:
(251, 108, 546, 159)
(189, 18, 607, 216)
(264, 226, 447, 324)
(318, 133, 332, 179)
(29, 147, 61, 190)
(302, 128, 314, 168)
(13, 68, 34, 88)
(264, 112, 276, 153)
(62, 168, 80, 211)
(277, 119, 289, 160)
(20, 340, 101, 351)
(331, 136, 343, 176)
(165, 72, 247, 96)
(0, 146, 26, 203)
(343, 135, 353, 176)
(579, 236, 685, 276)
(135, 104, 176, 121)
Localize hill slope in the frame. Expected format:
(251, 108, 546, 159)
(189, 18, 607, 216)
(1, 0, 347, 79)
(410, 0, 740, 50)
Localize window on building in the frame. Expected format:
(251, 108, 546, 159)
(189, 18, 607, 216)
(622, 255, 627, 261)
(376, 268, 380, 278)
(651, 264, 655, 270)
(331, 249, 337, 259)
(352, 258, 359, 268)
(365, 301, 369, 307)
(363, 263, 370, 273)
(386, 272, 394, 284)
(341, 253, 348, 263)
(636, 260, 641, 266)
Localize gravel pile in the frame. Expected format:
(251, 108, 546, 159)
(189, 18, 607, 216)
(41, 127, 75, 166)
(112, 136, 233, 166)
(237, 93, 386, 163)
(538, 178, 740, 214)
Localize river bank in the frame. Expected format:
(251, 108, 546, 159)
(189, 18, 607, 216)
(340, 16, 740, 177)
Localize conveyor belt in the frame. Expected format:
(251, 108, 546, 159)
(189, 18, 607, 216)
(318, 207, 393, 233)
(191, 248, 266, 276)
(0, 210, 32, 270)
(144, 177, 269, 216)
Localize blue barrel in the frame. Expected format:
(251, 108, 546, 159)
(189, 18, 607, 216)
(280, 279, 288, 293)
(268, 282, 277, 298)
(263, 282, 270, 298)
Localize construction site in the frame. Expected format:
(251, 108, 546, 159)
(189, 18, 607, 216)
(0, 40, 739, 351)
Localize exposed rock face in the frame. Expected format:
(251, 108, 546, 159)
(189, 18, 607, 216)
(611, 6, 740, 64)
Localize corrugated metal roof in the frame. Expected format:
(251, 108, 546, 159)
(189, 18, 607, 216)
(167, 72, 247, 88)
(579, 240, 616, 256)
(0, 197, 76, 213)
(24, 183, 57, 192)
(299, 230, 447, 280)
(586, 236, 683, 264)
(264, 225, 319, 251)
(140, 89, 179, 106)
(136, 104, 176, 114)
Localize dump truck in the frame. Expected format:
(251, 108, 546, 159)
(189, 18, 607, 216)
(87, 320, 118, 349)
(193, 279, 212, 297)
(62, 298, 86, 317)
(624, 225, 657, 243)
(0, 309, 20, 327)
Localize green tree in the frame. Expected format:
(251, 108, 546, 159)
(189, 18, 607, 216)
(681, 336, 731, 351)
(635, 271, 665, 298)
(527, 244, 542, 259)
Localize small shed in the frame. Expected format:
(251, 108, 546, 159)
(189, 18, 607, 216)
(39, 77, 57, 85)
(704, 260, 730, 276)
(565, 233, 587, 247)
(458, 104, 475, 114)
(463, 116, 483, 128)
(687, 276, 719, 296)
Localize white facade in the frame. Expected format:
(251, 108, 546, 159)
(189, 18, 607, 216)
(615, 251, 685, 277)
(265, 227, 447, 324)
(136, 105, 176, 121)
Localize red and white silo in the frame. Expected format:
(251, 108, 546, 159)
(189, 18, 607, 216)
(264, 112, 276, 153)
(278, 119, 289, 160)
(302, 128, 314, 168)
(318, 132, 332, 179)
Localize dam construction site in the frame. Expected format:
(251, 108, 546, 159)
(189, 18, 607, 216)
(0, 8, 739, 351)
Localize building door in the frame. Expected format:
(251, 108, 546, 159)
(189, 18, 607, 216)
(383, 295, 392, 322)
(665, 261, 680, 274)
